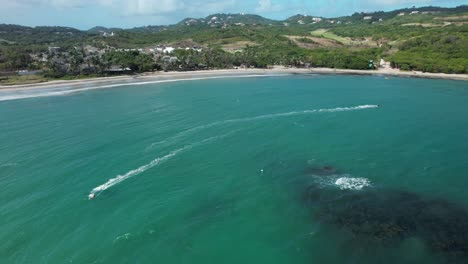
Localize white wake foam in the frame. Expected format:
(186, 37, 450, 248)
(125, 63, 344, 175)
(335, 177, 371, 190)
(0, 162, 17, 168)
(89, 131, 236, 197)
(90, 148, 183, 195)
(228, 104, 378, 121)
(149, 105, 378, 148)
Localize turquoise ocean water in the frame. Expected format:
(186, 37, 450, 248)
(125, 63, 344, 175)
(1, 75, 468, 263)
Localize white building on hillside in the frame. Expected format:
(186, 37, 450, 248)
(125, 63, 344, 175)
(163, 47, 175, 54)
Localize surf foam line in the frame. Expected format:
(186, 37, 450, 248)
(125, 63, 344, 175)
(0, 74, 287, 102)
(89, 131, 238, 198)
(149, 105, 379, 149)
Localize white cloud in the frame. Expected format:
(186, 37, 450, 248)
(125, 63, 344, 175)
(256, 0, 284, 13)
(0, 0, 235, 14)
(122, 0, 236, 16)
(368, 0, 433, 5)
(0, 0, 113, 9)
(124, 0, 183, 15)
(360, 0, 461, 9)
(0, 0, 465, 28)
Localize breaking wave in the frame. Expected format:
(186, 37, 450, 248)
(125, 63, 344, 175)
(335, 177, 371, 190)
(0, 90, 71, 102)
(0, 74, 283, 102)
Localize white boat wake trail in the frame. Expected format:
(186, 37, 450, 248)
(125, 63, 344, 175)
(149, 105, 378, 149)
(89, 131, 237, 198)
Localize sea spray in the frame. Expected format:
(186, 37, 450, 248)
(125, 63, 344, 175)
(334, 177, 371, 190)
(88, 130, 239, 198)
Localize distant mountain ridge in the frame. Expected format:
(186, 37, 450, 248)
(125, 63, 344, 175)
(0, 5, 466, 34)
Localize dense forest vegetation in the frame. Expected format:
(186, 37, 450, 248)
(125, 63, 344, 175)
(0, 5, 467, 83)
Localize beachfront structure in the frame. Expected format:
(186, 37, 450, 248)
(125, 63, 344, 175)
(398, 12, 405, 16)
(105, 66, 132, 74)
(410, 11, 420, 15)
(163, 47, 175, 54)
(363, 16, 373, 20)
(48, 47, 61, 52)
(312, 17, 322, 22)
(154, 46, 175, 54)
(17, 70, 43, 76)
(102, 32, 115, 37)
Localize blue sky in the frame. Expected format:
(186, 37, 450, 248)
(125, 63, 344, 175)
(0, 0, 466, 29)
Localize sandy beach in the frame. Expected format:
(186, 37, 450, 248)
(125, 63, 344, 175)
(0, 67, 467, 95)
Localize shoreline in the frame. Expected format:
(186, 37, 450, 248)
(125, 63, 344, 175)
(0, 67, 467, 93)
(309, 67, 468, 81)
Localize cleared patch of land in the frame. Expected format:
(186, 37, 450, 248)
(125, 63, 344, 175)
(435, 15, 468, 21)
(0, 38, 15, 44)
(310, 29, 378, 47)
(310, 29, 350, 45)
(0, 75, 48, 85)
(168, 39, 201, 47)
(453, 22, 468, 25)
(402, 23, 443, 27)
(221, 41, 258, 52)
(285, 35, 342, 49)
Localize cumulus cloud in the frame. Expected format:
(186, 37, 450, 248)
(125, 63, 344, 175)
(124, 0, 183, 15)
(256, 0, 284, 13)
(0, 0, 465, 28)
(359, 0, 464, 10)
(0, 0, 242, 28)
(123, 0, 236, 16)
(0, 0, 113, 9)
(366, 0, 433, 5)
(0, 0, 236, 15)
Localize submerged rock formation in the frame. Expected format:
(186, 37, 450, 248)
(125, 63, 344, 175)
(303, 171, 468, 263)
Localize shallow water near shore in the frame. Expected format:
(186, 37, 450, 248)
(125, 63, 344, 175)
(1, 75, 468, 263)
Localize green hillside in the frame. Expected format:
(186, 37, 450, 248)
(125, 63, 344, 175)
(0, 5, 467, 82)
